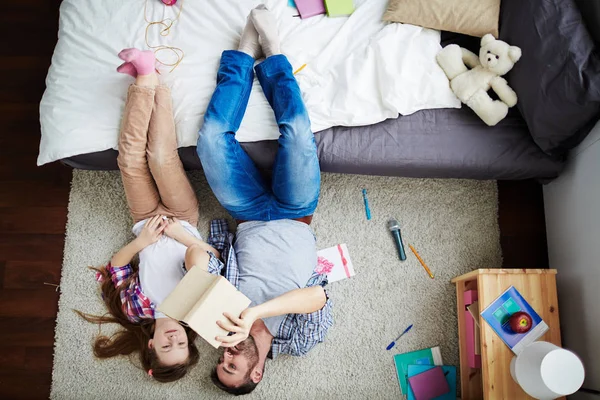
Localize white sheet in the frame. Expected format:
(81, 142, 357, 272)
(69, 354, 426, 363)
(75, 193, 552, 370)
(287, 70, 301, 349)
(38, 0, 459, 165)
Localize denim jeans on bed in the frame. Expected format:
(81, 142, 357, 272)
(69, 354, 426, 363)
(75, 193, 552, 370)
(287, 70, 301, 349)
(197, 50, 320, 221)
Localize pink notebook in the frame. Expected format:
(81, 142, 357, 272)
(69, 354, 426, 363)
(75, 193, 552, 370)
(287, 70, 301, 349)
(295, 0, 326, 18)
(407, 366, 450, 400)
(464, 290, 482, 368)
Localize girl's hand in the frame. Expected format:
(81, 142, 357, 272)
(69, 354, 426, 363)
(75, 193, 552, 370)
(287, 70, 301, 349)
(163, 217, 191, 242)
(215, 307, 260, 348)
(137, 215, 167, 247)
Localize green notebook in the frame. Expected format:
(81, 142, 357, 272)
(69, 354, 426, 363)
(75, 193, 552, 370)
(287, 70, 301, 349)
(393, 346, 443, 395)
(324, 0, 355, 17)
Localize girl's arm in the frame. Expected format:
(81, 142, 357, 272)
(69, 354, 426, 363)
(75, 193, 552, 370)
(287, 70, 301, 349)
(184, 244, 211, 271)
(111, 215, 167, 266)
(164, 218, 221, 258)
(110, 238, 147, 267)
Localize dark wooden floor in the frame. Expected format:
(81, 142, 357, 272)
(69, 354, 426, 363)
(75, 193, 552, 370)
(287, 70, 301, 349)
(498, 180, 549, 269)
(0, 1, 548, 398)
(1, 1, 71, 399)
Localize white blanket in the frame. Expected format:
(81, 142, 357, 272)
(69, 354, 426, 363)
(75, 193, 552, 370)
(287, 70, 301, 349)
(38, 0, 459, 165)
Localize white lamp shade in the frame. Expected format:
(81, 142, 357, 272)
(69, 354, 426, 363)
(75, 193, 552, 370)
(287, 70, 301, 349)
(510, 341, 585, 399)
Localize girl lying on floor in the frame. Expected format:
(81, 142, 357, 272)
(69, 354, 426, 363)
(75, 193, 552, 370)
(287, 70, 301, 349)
(77, 49, 222, 382)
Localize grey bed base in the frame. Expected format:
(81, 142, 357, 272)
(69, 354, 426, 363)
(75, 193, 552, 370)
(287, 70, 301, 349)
(62, 105, 563, 181)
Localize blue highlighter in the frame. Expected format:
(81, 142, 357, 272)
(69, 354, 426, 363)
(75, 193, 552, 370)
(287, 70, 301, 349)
(362, 189, 372, 220)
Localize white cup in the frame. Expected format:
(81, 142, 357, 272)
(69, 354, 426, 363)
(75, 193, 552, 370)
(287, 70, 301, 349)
(510, 341, 585, 399)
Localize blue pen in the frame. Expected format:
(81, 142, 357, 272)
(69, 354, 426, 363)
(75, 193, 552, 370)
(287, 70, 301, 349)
(362, 189, 372, 220)
(386, 324, 413, 350)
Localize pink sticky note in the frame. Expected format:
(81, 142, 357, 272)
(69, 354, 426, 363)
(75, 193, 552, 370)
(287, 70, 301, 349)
(295, 0, 326, 18)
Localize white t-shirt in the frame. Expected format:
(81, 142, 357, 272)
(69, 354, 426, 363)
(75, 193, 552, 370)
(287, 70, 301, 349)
(132, 219, 202, 318)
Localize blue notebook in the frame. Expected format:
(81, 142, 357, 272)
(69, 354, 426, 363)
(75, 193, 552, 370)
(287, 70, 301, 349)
(480, 285, 548, 355)
(407, 365, 456, 400)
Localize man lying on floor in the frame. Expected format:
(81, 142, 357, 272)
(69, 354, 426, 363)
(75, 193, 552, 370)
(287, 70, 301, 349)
(192, 5, 334, 395)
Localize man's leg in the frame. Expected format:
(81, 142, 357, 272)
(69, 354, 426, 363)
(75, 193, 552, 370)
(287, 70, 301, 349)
(254, 57, 320, 220)
(117, 82, 161, 223)
(197, 50, 271, 221)
(252, 7, 320, 220)
(147, 86, 199, 226)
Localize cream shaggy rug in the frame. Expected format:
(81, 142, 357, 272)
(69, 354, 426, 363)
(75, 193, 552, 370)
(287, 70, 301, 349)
(51, 170, 502, 399)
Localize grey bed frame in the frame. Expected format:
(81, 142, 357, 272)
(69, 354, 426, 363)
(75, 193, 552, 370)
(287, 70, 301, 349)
(63, 104, 563, 180)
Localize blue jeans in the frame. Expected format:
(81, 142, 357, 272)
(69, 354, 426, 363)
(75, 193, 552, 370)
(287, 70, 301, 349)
(197, 51, 320, 221)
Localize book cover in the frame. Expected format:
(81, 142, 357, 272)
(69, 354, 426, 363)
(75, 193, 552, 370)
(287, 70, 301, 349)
(316, 244, 355, 283)
(295, 0, 326, 19)
(407, 365, 457, 400)
(407, 366, 449, 400)
(324, 0, 355, 17)
(480, 285, 548, 355)
(393, 346, 443, 395)
(158, 267, 251, 349)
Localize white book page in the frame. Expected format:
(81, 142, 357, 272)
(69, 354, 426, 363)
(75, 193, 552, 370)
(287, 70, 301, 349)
(316, 244, 355, 283)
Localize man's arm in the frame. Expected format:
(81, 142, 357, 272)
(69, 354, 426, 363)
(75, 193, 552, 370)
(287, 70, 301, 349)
(253, 286, 327, 318)
(216, 286, 327, 347)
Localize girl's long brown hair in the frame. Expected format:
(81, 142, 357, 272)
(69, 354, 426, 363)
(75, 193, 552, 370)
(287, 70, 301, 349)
(76, 264, 200, 383)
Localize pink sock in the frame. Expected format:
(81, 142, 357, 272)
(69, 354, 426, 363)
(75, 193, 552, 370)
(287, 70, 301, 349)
(118, 48, 156, 75)
(117, 62, 138, 77)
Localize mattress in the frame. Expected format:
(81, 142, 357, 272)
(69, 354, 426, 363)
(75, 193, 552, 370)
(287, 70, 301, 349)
(39, 0, 459, 165)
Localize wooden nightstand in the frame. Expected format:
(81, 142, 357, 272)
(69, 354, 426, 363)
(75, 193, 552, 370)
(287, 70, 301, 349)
(451, 269, 562, 400)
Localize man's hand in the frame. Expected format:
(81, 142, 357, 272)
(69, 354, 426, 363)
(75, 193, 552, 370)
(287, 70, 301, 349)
(137, 215, 167, 248)
(215, 307, 260, 348)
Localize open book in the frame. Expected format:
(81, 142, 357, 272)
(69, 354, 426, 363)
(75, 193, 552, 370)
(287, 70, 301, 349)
(157, 267, 251, 348)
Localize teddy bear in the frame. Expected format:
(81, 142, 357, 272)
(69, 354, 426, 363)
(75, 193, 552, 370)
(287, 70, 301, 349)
(436, 34, 522, 126)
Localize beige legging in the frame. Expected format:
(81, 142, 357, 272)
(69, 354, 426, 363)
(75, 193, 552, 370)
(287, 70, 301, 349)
(117, 85, 199, 225)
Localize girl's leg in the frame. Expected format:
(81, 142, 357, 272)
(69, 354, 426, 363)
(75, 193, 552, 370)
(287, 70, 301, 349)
(117, 81, 161, 223)
(147, 86, 199, 226)
(197, 48, 272, 221)
(252, 9, 320, 220)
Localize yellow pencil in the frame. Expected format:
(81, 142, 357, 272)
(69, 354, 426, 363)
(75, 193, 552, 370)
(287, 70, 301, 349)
(409, 244, 434, 279)
(293, 64, 307, 75)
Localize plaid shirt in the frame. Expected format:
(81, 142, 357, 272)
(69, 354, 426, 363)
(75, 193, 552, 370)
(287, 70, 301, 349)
(270, 272, 333, 359)
(99, 219, 332, 357)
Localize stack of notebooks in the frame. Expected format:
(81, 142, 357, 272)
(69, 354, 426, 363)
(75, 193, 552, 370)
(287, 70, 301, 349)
(291, 0, 355, 19)
(393, 346, 457, 400)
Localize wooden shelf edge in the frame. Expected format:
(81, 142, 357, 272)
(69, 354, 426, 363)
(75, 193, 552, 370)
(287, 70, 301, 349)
(451, 268, 557, 283)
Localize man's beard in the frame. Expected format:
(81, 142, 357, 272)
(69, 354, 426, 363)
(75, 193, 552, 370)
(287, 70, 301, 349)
(236, 335, 259, 370)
